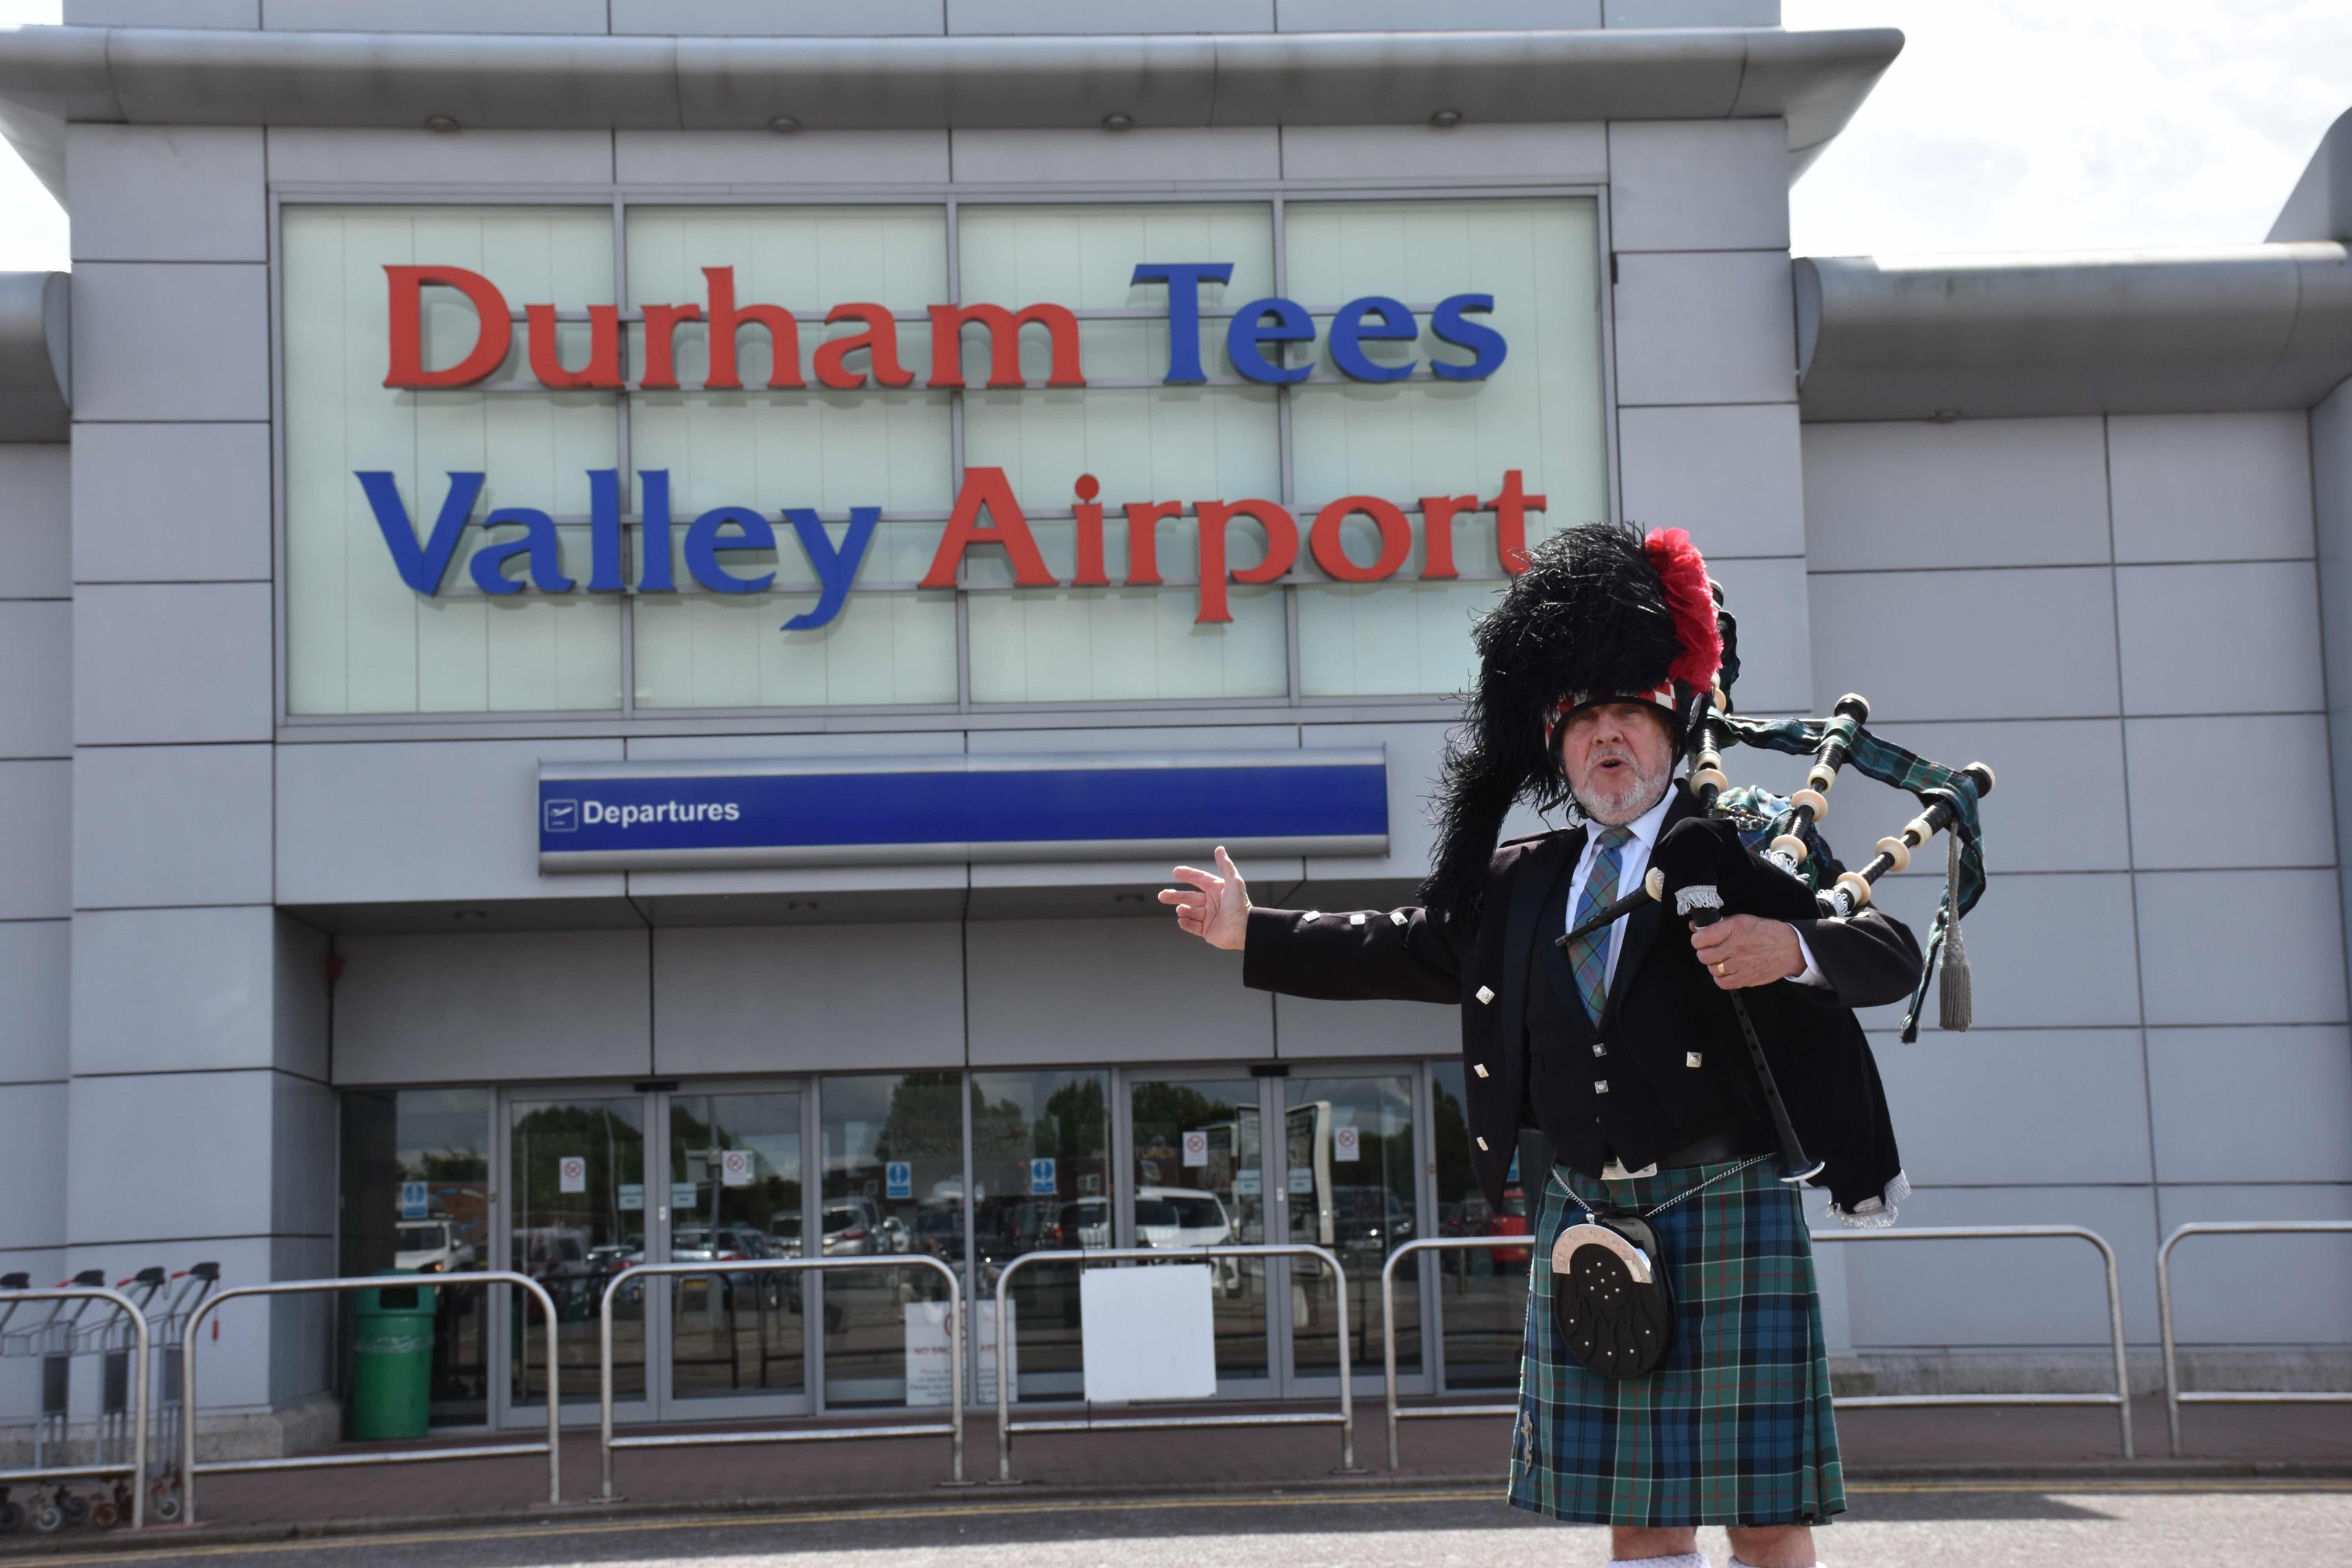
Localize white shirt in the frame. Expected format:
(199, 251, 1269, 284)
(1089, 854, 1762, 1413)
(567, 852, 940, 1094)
(1563, 786, 1828, 992)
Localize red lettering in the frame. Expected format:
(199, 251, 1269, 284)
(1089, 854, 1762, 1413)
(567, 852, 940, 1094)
(524, 303, 624, 391)
(1487, 468, 1546, 575)
(927, 302, 1086, 389)
(703, 266, 804, 391)
(814, 303, 915, 391)
(1071, 474, 1109, 588)
(1193, 499, 1297, 625)
(920, 467, 1058, 589)
(384, 265, 511, 389)
(1124, 502, 1181, 587)
(1417, 494, 1477, 581)
(639, 303, 702, 391)
(1309, 496, 1411, 583)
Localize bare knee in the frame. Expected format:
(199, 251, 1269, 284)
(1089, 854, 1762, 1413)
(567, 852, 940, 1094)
(1725, 1524, 1815, 1567)
(1609, 1525, 1699, 1560)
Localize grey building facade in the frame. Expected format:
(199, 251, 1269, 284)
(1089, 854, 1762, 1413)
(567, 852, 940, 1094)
(0, 0, 2344, 1451)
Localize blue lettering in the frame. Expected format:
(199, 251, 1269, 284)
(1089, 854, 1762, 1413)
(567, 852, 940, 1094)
(639, 469, 677, 592)
(1327, 295, 1417, 384)
(587, 468, 626, 592)
(780, 507, 880, 631)
(1226, 298, 1316, 386)
(685, 505, 776, 595)
(356, 470, 481, 595)
(1429, 293, 1507, 380)
(470, 507, 575, 595)
(1130, 262, 1235, 385)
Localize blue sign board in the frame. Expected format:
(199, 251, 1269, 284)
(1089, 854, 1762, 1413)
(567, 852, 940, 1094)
(399, 1181, 430, 1220)
(1029, 1157, 1057, 1198)
(885, 1161, 914, 1201)
(539, 749, 1387, 873)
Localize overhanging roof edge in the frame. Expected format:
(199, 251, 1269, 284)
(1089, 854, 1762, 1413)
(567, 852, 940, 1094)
(0, 23, 1902, 200)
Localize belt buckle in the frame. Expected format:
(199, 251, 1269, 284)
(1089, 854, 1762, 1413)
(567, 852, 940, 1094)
(1600, 1159, 1658, 1181)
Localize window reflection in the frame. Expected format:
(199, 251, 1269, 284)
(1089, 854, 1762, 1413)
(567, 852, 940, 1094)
(1430, 1063, 1527, 1389)
(969, 1070, 1111, 1402)
(340, 1088, 494, 1425)
(1286, 1074, 1418, 1378)
(668, 1092, 806, 1402)
(819, 1072, 960, 1408)
(1130, 1078, 1267, 1383)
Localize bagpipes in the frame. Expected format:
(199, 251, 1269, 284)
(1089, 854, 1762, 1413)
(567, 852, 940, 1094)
(1559, 682, 1993, 1185)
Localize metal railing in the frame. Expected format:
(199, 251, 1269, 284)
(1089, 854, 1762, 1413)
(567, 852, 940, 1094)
(1376, 1236, 1526, 1470)
(2157, 1220, 2352, 1457)
(1376, 1225, 2136, 1465)
(597, 1255, 965, 1499)
(0, 1285, 151, 1530)
(181, 1272, 560, 1527)
(994, 1244, 1360, 1483)
(1810, 1227, 2133, 1458)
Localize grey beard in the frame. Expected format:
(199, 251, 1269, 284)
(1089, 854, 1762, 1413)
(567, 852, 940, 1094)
(1572, 760, 1673, 827)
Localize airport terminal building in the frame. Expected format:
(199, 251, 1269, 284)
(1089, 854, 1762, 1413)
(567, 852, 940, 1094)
(0, 0, 2347, 1449)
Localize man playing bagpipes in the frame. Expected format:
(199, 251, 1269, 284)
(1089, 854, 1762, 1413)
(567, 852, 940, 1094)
(1160, 522, 1989, 1568)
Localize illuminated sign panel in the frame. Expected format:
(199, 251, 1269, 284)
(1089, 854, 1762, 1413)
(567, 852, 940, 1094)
(281, 200, 1606, 716)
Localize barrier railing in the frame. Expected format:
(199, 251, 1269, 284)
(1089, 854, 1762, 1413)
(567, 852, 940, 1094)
(181, 1273, 560, 1526)
(1377, 1225, 2135, 1466)
(1376, 1237, 1524, 1470)
(597, 1256, 965, 1499)
(1811, 1226, 2133, 1459)
(2157, 1220, 2352, 1457)
(0, 1284, 151, 1530)
(993, 1244, 1359, 1483)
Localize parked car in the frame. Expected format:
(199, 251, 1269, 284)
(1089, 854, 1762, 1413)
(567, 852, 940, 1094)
(393, 1219, 478, 1273)
(1053, 1199, 1112, 1249)
(1331, 1185, 1415, 1255)
(1135, 1187, 1234, 1251)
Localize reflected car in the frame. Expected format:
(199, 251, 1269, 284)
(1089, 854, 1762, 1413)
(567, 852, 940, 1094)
(1053, 1199, 1111, 1249)
(771, 1214, 805, 1258)
(820, 1198, 882, 1256)
(913, 1202, 964, 1262)
(393, 1220, 478, 1274)
(1135, 1187, 1233, 1251)
(1488, 1186, 1532, 1268)
(1331, 1185, 1416, 1254)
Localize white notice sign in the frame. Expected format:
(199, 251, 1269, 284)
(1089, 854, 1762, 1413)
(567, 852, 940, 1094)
(721, 1149, 755, 1187)
(905, 1301, 1015, 1406)
(558, 1156, 587, 1194)
(1333, 1125, 1360, 1163)
(1181, 1130, 1209, 1167)
(1080, 1265, 1217, 1403)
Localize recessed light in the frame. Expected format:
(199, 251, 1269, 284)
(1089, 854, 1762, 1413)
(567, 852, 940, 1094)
(1103, 113, 1135, 131)
(767, 115, 801, 134)
(424, 115, 460, 134)
(1430, 108, 1463, 128)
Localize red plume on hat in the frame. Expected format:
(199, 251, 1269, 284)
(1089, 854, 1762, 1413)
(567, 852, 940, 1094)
(1643, 527, 1722, 690)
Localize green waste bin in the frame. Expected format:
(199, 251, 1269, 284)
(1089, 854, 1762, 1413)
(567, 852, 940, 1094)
(349, 1273, 437, 1440)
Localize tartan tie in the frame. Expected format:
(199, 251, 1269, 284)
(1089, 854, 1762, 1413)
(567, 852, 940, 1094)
(1566, 825, 1636, 1023)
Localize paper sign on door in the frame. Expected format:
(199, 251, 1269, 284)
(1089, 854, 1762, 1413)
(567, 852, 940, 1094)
(1333, 1125, 1360, 1162)
(1181, 1130, 1209, 1167)
(558, 1156, 587, 1194)
(905, 1301, 1015, 1406)
(721, 1150, 755, 1187)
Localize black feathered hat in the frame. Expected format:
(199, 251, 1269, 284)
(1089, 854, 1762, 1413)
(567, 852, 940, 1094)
(1419, 522, 1737, 924)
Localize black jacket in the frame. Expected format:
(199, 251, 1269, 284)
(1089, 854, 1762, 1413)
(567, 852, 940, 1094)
(1241, 782, 1921, 1215)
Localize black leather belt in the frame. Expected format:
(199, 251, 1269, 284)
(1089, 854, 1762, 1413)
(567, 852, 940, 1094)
(1578, 1127, 1763, 1177)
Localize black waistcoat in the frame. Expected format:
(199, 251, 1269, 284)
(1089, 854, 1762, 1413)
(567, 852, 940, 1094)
(1522, 839, 1756, 1175)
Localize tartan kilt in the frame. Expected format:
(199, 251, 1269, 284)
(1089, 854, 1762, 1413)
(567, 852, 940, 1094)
(1506, 1156, 1845, 1528)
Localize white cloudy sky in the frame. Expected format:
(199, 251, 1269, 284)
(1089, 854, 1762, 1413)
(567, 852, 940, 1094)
(0, 2, 2346, 268)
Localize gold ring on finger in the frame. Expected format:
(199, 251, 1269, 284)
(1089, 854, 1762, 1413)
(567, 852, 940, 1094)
(1715, 961, 1727, 975)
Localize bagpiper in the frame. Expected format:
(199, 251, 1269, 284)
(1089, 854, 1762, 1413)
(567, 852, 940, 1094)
(1163, 520, 1989, 1568)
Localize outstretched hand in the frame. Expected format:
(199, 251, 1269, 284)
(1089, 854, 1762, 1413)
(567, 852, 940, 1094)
(1159, 846, 1251, 951)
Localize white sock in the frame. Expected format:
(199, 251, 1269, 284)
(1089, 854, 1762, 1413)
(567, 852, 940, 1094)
(1610, 1556, 1710, 1568)
(1728, 1559, 1818, 1568)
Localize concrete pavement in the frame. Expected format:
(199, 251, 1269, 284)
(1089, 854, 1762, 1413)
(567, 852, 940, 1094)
(1, 1482, 2348, 1568)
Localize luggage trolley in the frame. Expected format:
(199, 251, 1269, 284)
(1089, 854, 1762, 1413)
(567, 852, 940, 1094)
(139, 1264, 218, 1524)
(0, 1270, 116, 1533)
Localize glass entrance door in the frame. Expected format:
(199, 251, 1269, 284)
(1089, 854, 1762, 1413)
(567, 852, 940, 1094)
(1280, 1070, 1421, 1390)
(505, 1092, 650, 1418)
(1127, 1074, 1270, 1390)
(661, 1090, 809, 1417)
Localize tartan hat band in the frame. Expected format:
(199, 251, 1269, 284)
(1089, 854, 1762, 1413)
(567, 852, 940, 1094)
(1545, 681, 1679, 733)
